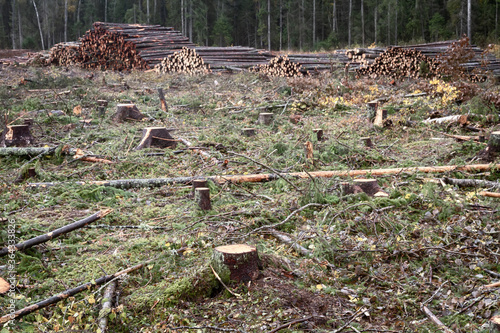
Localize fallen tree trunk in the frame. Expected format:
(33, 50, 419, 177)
(0, 260, 149, 324)
(0, 209, 112, 257)
(0, 147, 78, 157)
(98, 280, 117, 333)
(443, 177, 500, 189)
(27, 164, 500, 189)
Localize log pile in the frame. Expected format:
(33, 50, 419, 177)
(78, 22, 195, 70)
(250, 55, 304, 77)
(355, 47, 439, 79)
(47, 42, 81, 66)
(155, 47, 210, 74)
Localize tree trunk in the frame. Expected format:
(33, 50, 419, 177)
(467, 0, 471, 39)
(374, 1, 377, 44)
(387, 2, 391, 45)
(146, 0, 150, 23)
(11, 0, 16, 49)
(64, 0, 68, 42)
(279, 0, 282, 50)
(313, 0, 316, 45)
(268, 0, 271, 51)
(361, 0, 364, 47)
(32, 0, 44, 50)
(394, 0, 398, 44)
(332, 0, 337, 33)
(17, 2, 22, 48)
(348, 0, 352, 46)
(181, 0, 185, 35)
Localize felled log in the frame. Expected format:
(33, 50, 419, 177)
(0, 209, 112, 257)
(135, 127, 177, 150)
(423, 115, 468, 125)
(251, 55, 303, 77)
(443, 177, 500, 189)
(155, 47, 210, 74)
(479, 191, 500, 198)
(27, 164, 500, 189)
(112, 104, 146, 123)
(98, 280, 117, 333)
(0, 146, 78, 157)
(4, 125, 33, 147)
(212, 244, 261, 283)
(0, 260, 149, 324)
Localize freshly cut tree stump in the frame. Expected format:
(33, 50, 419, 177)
(305, 141, 314, 160)
(258, 113, 274, 125)
(241, 128, 256, 137)
(313, 129, 324, 141)
(373, 109, 388, 127)
(195, 187, 212, 210)
(343, 179, 388, 197)
(112, 103, 146, 123)
(135, 127, 177, 150)
(192, 179, 208, 197)
(4, 125, 34, 147)
(212, 244, 261, 283)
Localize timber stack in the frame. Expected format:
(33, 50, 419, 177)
(250, 55, 304, 77)
(155, 47, 210, 74)
(47, 42, 82, 66)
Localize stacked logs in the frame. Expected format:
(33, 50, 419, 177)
(77, 22, 195, 71)
(155, 47, 211, 74)
(250, 55, 304, 77)
(355, 47, 439, 79)
(345, 48, 385, 67)
(47, 42, 82, 66)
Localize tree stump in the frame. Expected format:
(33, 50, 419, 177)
(4, 125, 34, 147)
(135, 127, 177, 150)
(97, 100, 108, 107)
(305, 141, 314, 160)
(313, 129, 323, 141)
(490, 314, 500, 332)
(258, 112, 274, 125)
(158, 88, 168, 112)
(112, 103, 146, 123)
(241, 128, 256, 137)
(360, 137, 374, 148)
(212, 244, 261, 283)
(477, 131, 500, 162)
(97, 106, 106, 117)
(192, 179, 208, 197)
(342, 179, 388, 197)
(373, 109, 388, 127)
(195, 187, 211, 210)
(23, 118, 34, 126)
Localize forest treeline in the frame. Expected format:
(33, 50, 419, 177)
(0, 0, 498, 51)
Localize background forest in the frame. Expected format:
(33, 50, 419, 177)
(0, 0, 499, 53)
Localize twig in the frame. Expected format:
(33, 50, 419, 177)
(228, 151, 302, 192)
(0, 259, 151, 324)
(209, 264, 241, 298)
(421, 306, 456, 333)
(267, 315, 314, 333)
(422, 280, 448, 306)
(243, 203, 326, 237)
(333, 307, 367, 333)
(0, 209, 113, 257)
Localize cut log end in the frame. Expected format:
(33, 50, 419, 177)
(212, 244, 261, 283)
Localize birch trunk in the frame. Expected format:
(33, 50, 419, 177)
(32, 0, 44, 50)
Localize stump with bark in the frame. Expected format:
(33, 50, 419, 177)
(212, 244, 261, 283)
(192, 179, 208, 197)
(4, 125, 34, 147)
(342, 179, 389, 197)
(313, 129, 324, 141)
(195, 187, 212, 211)
(135, 127, 177, 150)
(112, 104, 146, 123)
(477, 131, 500, 162)
(258, 113, 274, 125)
(241, 128, 257, 137)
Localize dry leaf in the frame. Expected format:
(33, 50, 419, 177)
(73, 105, 82, 116)
(0, 276, 10, 294)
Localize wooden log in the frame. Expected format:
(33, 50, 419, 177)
(241, 128, 257, 137)
(135, 127, 177, 150)
(4, 125, 34, 147)
(112, 104, 146, 123)
(423, 115, 468, 125)
(195, 187, 212, 210)
(479, 191, 500, 198)
(27, 163, 500, 189)
(258, 113, 274, 125)
(212, 244, 261, 283)
(0, 260, 150, 324)
(98, 280, 117, 333)
(0, 209, 112, 257)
